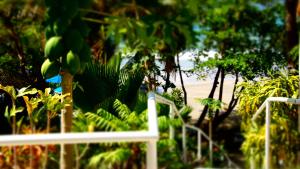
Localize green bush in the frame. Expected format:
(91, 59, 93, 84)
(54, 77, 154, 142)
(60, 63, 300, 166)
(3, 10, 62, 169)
(237, 72, 300, 168)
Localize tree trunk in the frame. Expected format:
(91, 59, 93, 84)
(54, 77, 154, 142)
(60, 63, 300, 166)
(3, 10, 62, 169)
(213, 72, 240, 126)
(177, 54, 187, 105)
(60, 72, 74, 169)
(163, 54, 176, 92)
(196, 67, 221, 126)
(214, 68, 225, 118)
(286, 0, 298, 69)
(163, 71, 171, 92)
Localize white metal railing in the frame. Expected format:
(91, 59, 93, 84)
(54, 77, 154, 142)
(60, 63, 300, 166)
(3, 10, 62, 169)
(0, 92, 159, 169)
(251, 97, 300, 169)
(155, 94, 240, 169)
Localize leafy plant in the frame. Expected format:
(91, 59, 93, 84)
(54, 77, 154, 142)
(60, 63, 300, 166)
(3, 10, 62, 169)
(196, 98, 223, 118)
(192, 0, 286, 126)
(0, 85, 67, 169)
(0, 0, 46, 88)
(73, 54, 145, 113)
(43, 0, 94, 167)
(237, 72, 300, 168)
(72, 93, 190, 169)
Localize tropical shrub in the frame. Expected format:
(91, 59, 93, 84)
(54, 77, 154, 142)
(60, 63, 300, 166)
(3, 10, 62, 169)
(0, 85, 67, 169)
(73, 55, 144, 113)
(73, 93, 191, 169)
(237, 72, 300, 168)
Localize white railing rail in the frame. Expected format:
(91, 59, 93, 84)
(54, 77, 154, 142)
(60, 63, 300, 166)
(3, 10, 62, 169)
(251, 97, 300, 169)
(155, 94, 240, 169)
(0, 92, 159, 169)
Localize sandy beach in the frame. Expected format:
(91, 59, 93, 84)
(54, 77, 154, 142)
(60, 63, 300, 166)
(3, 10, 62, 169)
(161, 55, 238, 120)
(183, 80, 236, 120)
(169, 75, 237, 120)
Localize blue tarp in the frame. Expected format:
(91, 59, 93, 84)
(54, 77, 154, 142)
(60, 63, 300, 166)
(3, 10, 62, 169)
(46, 75, 62, 94)
(45, 75, 61, 83)
(54, 87, 62, 94)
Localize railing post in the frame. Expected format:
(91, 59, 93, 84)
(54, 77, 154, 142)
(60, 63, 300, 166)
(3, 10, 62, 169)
(298, 103, 300, 134)
(147, 92, 158, 169)
(228, 159, 232, 168)
(182, 125, 187, 163)
(298, 20, 300, 166)
(209, 119, 213, 167)
(250, 148, 256, 169)
(265, 100, 271, 169)
(60, 108, 66, 169)
(298, 106, 300, 168)
(147, 140, 157, 169)
(197, 130, 201, 160)
(169, 105, 175, 140)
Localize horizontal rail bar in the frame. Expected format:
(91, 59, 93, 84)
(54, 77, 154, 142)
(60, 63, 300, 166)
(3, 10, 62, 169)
(267, 97, 300, 104)
(251, 97, 300, 169)
(156, 94, 240, 168)
(252, 100, 266, 121)
(252, 97, 300, 121)
(155, 94, 184, 122)
(0, 131, 159, 146)
(155, 94, 174, 105)
(185, 124, 210, 140)
(185, 124, 218, 149)
(185, 124, 240, 168)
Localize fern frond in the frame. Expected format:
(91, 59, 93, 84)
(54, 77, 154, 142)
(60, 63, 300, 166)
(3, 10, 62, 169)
(88, 148, 132, 169)
(169, 118, 182, 128)
(133, 93, 148, 114)
(86, 109, 129, 131)
(126, 112, 143, 129)
(179, 105, 193, 121)
(157, 139, 177, 150)
(158, 116, 169, 131)
(113, 99, 131, 120)
(138, 109, 148, 129)
(158, 116, 182, 131)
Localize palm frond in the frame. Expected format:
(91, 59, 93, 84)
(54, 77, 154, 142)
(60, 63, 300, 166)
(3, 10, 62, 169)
(74, 62, 120, 112)
(158, 116, 182, 131)
(74, 60, 144, 113)
(179, 105, 193, 122)
(117, 70, 144, 109)
(107, 53, 121, 72)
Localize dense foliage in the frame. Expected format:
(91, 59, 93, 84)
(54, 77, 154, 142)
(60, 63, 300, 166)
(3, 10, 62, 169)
(192, 0, 287, 126)
(237, 72, 300, 168)
(0, 0, 45, 88)
(72, 93, 191, 169)
(73, 55, 144, 112)
(0, 85, 66, 168)
(0, 0, 300, 168)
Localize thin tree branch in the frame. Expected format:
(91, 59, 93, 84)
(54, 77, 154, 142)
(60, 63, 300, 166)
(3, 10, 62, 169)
(177, 54, 187, 105)
(196, 67, 221, 126)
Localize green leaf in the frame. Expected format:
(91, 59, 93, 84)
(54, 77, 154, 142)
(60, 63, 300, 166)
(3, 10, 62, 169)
(17, 86, 38, 97)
